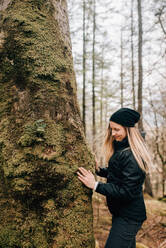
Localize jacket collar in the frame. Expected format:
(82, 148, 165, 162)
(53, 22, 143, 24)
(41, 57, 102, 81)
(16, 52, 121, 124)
(113, 136, 130, 151)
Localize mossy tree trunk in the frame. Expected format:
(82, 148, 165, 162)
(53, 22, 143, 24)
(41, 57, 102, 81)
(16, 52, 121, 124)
(0, 1, 95, 247)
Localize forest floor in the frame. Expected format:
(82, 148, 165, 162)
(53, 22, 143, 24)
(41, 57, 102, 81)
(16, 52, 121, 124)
(93, 193, 166, 248)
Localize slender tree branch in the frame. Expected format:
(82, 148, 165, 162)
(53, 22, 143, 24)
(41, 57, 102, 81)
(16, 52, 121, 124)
(156, 6, 166, 37)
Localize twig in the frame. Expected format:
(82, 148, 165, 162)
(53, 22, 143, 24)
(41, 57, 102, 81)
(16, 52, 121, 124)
(138, 217, 162, 238)
(158, 239, 166, 248)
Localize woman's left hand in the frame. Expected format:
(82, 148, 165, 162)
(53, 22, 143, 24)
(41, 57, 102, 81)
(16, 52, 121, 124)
(77, 167, 96, 189)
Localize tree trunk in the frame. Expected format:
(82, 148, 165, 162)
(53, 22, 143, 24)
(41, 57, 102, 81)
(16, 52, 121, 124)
(120, 28, 124, 108)
(100, 45, 104, 131)
(0, 1, 95, 247)
(162, 163, 166, 197)
(82, 0, 86, 134)
(104, 81, 108, 125)
(131, 0, 136, 110)
(137, 0, 143, 129)
(92, 0, 96, 152)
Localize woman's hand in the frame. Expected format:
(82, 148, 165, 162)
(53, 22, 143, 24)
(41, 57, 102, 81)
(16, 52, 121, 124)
(77, 167, 96, 189)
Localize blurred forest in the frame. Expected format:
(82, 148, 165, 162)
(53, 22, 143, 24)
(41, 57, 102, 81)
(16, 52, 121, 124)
(68, 0, 166, 198)
(68, 0, 166, 247)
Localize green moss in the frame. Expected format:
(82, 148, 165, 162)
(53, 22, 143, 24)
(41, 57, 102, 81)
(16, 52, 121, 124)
(18, 133, 34, 147)
(0, 226, 21, 248)
(18, 119, 46, 147)
(0, 0, 95, 247)
(44, 121, 65, 146)
(1, 1, 73, 89)
(31, 226, 49, 248)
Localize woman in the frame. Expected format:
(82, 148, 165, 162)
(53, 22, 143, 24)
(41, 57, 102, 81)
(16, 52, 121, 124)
(77, 108, 152, 248)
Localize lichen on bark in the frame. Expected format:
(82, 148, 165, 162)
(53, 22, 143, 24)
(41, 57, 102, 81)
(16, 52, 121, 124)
(0, 0, 95, 247)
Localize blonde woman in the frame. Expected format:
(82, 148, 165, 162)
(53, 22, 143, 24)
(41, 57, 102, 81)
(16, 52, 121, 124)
(77, 108, 152, 248)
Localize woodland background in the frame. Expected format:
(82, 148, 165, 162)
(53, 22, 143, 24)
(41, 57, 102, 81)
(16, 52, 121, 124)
(68, 0, 166, 247)
(68, 0, 166, 199)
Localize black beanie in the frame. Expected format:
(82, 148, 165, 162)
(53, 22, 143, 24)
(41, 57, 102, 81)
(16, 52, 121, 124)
(109, 108, 140, 127)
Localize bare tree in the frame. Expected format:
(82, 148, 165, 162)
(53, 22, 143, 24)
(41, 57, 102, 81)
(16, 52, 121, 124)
(155, 6, 166, 38)
(92, 0, 96, 152)
(137, 0, 143, 129)
(148, 88, 166, 197)
(120, 27, 124, 107)
(131, 0, 136, 110)
(82, 0, 86, 133)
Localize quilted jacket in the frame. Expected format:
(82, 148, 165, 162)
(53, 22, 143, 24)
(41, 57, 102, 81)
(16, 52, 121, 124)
(96, 137, 147, 222)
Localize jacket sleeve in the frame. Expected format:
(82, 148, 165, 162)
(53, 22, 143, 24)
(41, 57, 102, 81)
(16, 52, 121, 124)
(95, 167, 108, 178)
(95, 151, 145, 201)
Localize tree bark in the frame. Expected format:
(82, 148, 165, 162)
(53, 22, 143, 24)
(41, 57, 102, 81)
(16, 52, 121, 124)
(0, 1, 95, 247)
(82, 0, 86, 134)
(120, 28, 124, 108)
(100, 44, 104, 131)
(92, 0, 96, 152)
(131, 0, 136, 110)
(137, 0, 143, 129)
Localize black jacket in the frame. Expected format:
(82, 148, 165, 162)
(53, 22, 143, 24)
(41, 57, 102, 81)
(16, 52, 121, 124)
(96, 137, 147, 222)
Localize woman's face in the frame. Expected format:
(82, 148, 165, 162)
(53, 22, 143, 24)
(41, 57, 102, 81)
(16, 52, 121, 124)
(110, 121, 127, 141)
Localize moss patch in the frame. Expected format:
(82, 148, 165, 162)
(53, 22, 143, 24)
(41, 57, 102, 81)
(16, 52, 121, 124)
(0, 226, 21, 248)
(18, 119, 46, 147)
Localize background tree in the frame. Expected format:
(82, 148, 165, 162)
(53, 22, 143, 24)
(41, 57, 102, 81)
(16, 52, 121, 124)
(137, 0, 143, 130)
(130, 0, 136, 110)
(147, 87, 166, 197)
(82, 0, 86, 133)
(92, 0, 96, 152)
(0, 1, 95, 247)
(155, 5, 166, 38)
(120, 27, 124, 107)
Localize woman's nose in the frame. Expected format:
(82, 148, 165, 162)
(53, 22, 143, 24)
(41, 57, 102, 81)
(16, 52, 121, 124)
(112, 130, 116, 136)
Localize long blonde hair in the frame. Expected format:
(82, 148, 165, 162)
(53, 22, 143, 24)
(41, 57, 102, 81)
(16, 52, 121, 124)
(102, 125, 152, 174)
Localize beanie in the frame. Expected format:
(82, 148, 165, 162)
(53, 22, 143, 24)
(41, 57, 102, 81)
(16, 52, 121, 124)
(109, 108, 140, 127)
